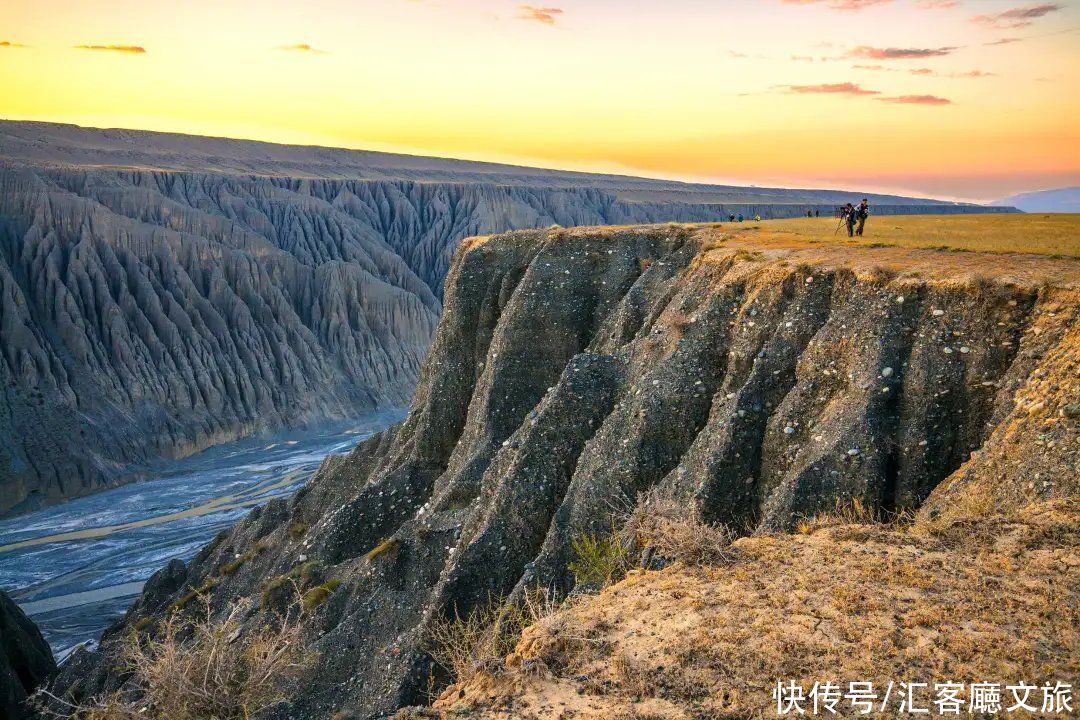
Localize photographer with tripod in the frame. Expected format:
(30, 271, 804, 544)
(836, 203, 856, 237)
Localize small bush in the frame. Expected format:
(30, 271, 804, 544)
(301, 579, 342, 612)
(622, 488, 736, 567)
(568, 532, 629, 588)
(288, 522, 308, 540)
(261, 562, 324, 611)
(217, 541, 271, 577)
(734, 249, 765, 262)
(169, 577, 218, 614)
(39, 601, 314, 720)
(364, 537, 400, 562)
(425, 587, 559, 687)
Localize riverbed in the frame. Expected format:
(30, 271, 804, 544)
(0, 412, 402, 661)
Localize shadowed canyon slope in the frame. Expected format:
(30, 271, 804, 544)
(0, 121, 1013, 515)
(45, 224, 1078, 719)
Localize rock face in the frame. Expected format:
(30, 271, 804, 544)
(1, 590, 56, 719)
(0, 167, 441, 516)
(0, 122, 1015, 517)
(44, 225, 1078, 719)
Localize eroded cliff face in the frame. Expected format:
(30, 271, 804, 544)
(45, 225, 1079, 719)
(0, 167, 441, 515)
(0, 158, 1012, 516)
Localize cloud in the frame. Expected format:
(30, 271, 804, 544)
(791, 55, 816, 61)
(915, 0, 959, 9)
(517, 5, 564, 24)
(972, 3, 1061, 29)
(786, 82, 880, 95)
(0, 40, 28, 48)
(848, 45, 958, 59)
(277, 43, 328, 54)
(878, 94, 953, 104)
(985, 36, 1024, 44)
(781, 0, 892, 11)
(74, 44, 146, 53)
(854, 63, 994, 78)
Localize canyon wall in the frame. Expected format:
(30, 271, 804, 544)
(44, 225, 1077, 719)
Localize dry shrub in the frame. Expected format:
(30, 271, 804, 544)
(568, 532, 631, 588)
(426, 588, 560, 687)
(38, 600, 313, 720)
(622, 488, 735, 567)
(796, 496, 879, 534)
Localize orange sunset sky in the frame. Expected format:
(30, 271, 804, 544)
(1, 0, 1078, 201)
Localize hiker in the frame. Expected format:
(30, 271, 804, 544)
(737, 213, 744, 222)
(754, 214, 761, 221)
(729, 213, 736, 222)
(855, 198, 870, 236)
(814, 209, 820, 217)
(843, 202, 856, 237)
(807, 209, 813, 218)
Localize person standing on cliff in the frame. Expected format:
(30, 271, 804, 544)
(855, 198, 870, 236)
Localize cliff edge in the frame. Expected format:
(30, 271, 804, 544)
(42, 222, 1078, 719)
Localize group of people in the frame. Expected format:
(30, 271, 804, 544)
(722, 200, 869, 237)
(840, 199, 870, 237)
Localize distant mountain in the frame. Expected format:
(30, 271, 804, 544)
(993, 187, 1080, 213)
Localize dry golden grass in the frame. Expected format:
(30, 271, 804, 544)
(37, 600, 313, 720)
(425, 588, 561, 691)
(622, 488, 736, 567)
(430, 500, 1078, 720)
(752, 213, 1080, 258)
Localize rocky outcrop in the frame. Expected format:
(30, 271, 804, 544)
(43, 225, 1078, 719)
(1, 590, 56, 719)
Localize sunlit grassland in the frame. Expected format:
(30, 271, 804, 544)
(750, 213, 1080, 258)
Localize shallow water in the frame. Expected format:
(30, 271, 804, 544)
(0, 411, 402, 661)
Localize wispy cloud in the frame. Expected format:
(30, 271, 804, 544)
(855, 63, 993, 78)
(915, 0, 959, 9)
(985, 36, 1024, 44)
(780, 0, 892, 11)
(0, 40, 28, 48)
(786, 82, 880, 95)
(277, 43, 329, 54)
(74, 44, 146, 54)
(972, 3, 1061, 29)
(517, 5, 564, 24)
(878, 94, 952, 104)
(847, 45, 958, 59)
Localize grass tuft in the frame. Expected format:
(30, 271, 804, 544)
(364, 537, 401, 562)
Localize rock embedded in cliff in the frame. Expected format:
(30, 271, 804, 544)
(1, 590, 56, 719)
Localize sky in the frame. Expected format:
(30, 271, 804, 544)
(1, 0, 1078, 202)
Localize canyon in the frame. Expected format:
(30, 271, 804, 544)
(0, 121, 1013, 516)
